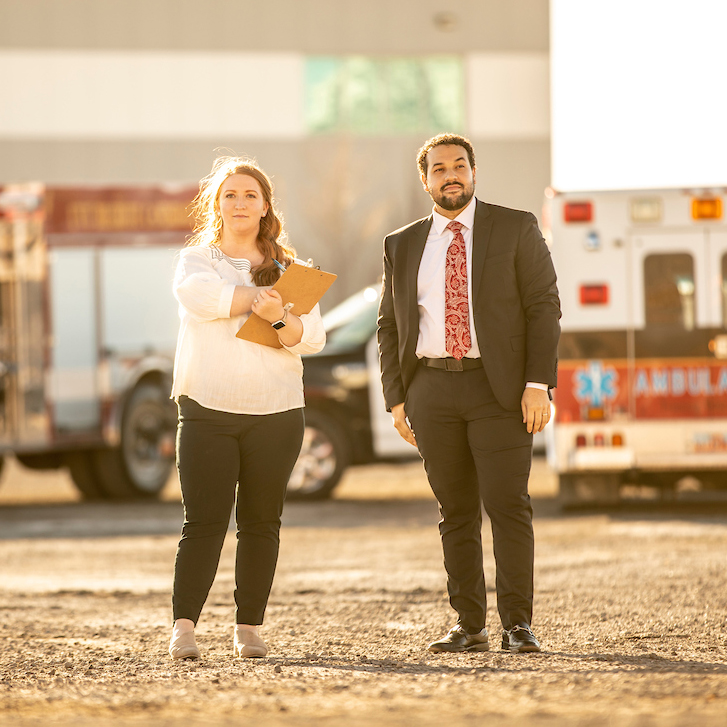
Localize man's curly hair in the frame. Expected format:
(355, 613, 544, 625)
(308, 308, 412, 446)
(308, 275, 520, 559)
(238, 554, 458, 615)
(416, 133, 476, 176)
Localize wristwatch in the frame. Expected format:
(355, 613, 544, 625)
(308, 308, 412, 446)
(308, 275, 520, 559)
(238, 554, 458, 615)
(271, 310, 287, 330)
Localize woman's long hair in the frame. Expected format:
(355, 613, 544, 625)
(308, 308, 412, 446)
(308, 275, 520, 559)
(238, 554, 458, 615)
(187, 155, 295, 285)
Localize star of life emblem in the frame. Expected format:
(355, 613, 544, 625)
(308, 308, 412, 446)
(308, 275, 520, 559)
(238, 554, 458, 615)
(573, 360, 618, 407)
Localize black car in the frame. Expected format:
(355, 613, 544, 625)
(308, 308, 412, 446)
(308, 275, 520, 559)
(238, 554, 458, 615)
(286, 285, 415, 499)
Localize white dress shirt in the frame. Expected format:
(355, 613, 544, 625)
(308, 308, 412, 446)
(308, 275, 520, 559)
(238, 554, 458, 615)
(415, 197, 547, 391)
(416, 197, 481, 359)
(171, 245, 326, 415)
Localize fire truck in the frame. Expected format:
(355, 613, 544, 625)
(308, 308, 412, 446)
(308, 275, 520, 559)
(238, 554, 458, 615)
(544, 187, 727, 505)
(0, 183, 194, 499)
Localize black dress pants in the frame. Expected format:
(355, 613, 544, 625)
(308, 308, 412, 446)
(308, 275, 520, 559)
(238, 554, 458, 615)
(172, 396, 304, 626)
(405, 363, 534, 632)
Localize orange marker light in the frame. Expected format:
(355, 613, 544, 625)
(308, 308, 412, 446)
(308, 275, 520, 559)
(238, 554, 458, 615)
(586, 407, 605, 420)
(691, 197, 722, 220)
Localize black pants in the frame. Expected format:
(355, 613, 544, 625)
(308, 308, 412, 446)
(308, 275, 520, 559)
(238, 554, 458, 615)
(172, 396, 305, 626)
(405, 364, 534, 633)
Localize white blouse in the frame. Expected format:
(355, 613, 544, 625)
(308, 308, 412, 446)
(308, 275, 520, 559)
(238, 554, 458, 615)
(171, 245, 326, 415)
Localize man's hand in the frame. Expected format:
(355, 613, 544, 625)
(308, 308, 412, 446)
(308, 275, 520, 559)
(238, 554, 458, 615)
(521, 387, 551, 433)
(391, 403, 417, 447)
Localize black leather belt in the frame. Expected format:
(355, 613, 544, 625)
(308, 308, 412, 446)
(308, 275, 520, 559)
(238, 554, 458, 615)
(421, 357, 483, 372)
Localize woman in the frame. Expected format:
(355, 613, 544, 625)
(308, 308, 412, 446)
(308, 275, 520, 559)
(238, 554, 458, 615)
(168, 156, 325, 660)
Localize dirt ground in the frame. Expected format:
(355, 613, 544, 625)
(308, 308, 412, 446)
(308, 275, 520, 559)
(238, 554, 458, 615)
(0, 456, 726, 727)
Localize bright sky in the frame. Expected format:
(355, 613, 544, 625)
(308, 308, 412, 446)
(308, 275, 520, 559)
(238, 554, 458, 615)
(550, 0, 727, 191)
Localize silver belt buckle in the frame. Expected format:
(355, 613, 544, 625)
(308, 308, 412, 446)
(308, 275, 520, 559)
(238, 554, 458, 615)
(445, 358, 463, 372)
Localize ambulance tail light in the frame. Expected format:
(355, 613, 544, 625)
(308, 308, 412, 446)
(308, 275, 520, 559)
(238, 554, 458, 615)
(580, 284, 609, 305)
(691, 197, 722, 220)
(564, 201, 593, 223)
(573, 432, 625, 449)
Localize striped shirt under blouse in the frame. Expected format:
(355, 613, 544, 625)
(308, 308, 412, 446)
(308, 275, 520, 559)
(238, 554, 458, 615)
(171, 245, 326, 415)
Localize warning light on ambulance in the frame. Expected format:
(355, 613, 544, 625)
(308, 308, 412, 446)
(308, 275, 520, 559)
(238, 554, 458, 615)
(691, 197, 722, 220)
(564, 201, 593, 223)
(580, 284, 609, 305)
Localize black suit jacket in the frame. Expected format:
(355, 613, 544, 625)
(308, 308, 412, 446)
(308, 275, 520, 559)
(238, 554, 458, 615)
(377, 199, 561, 413)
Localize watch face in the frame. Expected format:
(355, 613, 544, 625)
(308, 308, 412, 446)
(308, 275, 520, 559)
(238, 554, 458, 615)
(272, 320, 286, 330)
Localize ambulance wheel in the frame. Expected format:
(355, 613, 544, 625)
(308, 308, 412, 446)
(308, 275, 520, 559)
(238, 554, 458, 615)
(286, 409, 351, 500)
(699, 471, 727, 490)
(559, 473, 621, 508)
(92, 383, 176, 500)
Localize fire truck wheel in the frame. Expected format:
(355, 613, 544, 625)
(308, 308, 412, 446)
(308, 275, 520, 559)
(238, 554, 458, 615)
(66, 451, 106, 500)
(285, 409, 351, 500)
(91, 383, 176, 500)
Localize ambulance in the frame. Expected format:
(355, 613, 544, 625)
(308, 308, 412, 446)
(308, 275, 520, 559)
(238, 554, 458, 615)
(544, 187, 727, 504)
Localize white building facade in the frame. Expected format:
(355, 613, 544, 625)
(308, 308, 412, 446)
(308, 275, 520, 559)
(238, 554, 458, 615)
(0, 0, 551, 304)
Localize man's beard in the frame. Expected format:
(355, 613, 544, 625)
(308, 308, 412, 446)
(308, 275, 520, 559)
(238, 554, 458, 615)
(432, 183, 474, 211)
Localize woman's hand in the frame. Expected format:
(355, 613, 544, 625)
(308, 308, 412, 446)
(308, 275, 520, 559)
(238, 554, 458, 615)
(251, 289, 285, 323)
(230, 285, 272, 317)
(251, 289, 304, 347)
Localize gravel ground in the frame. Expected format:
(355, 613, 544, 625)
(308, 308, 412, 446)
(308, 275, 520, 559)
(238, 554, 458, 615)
(0, 457, 726, 727)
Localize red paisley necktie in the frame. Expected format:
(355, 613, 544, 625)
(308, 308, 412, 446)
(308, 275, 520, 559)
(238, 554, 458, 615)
(444, 220, 471, 360)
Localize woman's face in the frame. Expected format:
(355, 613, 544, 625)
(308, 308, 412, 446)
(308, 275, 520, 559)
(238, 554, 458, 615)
(218, 174, 269, 237)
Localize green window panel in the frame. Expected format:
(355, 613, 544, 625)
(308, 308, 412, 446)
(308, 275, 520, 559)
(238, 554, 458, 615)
(305, 56, 464, 135)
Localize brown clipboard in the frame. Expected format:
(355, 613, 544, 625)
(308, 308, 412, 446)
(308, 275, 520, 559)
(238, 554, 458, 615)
(236, 263, 337, 348)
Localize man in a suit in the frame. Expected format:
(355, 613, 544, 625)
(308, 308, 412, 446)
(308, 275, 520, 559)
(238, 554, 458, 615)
(378, 133, 560, 654)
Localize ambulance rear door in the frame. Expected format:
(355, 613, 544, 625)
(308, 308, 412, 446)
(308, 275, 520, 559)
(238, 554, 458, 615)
(628, 227, 727, 468)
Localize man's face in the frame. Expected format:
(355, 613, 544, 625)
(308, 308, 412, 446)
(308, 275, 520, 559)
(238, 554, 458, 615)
(421, 144, 476, 214)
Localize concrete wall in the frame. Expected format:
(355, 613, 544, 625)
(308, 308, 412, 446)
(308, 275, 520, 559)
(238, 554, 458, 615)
(0, 0, 551, 307)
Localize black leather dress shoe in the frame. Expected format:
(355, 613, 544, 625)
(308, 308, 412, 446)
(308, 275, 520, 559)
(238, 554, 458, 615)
(428, 625, 490, 653)
(501, 623, 541, 653)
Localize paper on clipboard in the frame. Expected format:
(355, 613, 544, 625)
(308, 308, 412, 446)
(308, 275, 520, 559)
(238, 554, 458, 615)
(236, 263, 337, 348)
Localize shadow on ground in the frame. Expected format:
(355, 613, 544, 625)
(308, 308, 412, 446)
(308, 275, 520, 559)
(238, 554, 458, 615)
(2, 492, 727, 540)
